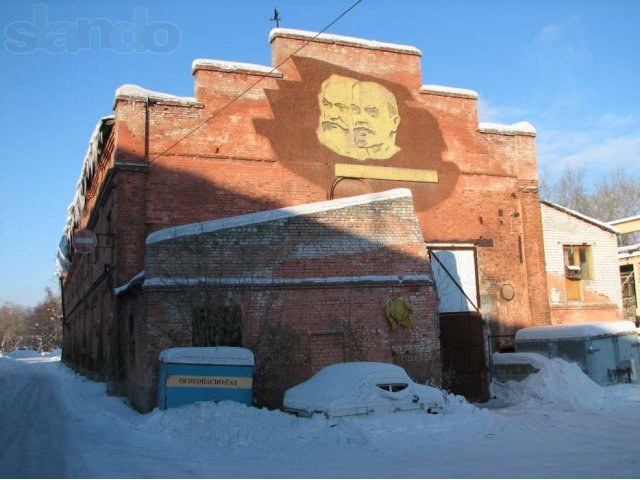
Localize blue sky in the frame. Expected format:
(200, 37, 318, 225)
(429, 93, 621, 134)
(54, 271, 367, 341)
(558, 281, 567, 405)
(1, 0, 638, 307)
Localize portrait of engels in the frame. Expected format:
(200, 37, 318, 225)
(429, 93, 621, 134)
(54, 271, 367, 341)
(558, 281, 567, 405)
(316, 74, 401, 161)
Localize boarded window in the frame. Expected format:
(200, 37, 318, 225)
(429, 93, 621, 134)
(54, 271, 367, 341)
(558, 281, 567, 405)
(563, 245, 593, 280)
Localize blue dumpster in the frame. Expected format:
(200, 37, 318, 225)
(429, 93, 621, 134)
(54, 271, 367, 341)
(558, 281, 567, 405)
(157, 347, 254, 409)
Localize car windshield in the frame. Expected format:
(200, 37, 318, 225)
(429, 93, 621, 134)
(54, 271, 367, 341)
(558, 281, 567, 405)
(376, 383, 408, 392)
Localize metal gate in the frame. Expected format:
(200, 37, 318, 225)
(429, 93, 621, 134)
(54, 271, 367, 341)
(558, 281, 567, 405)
(439, 312, 488, 402)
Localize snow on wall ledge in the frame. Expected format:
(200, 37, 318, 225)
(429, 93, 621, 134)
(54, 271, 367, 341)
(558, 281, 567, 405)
(63, 115, 114, 239)
(420, 84, 478, 99)
(142, 274, 433, 289)
(477, 121, 536, 136)
(269, 28, 422, 56)
(191, 59, 282, 77)
(146, 188, 414, 245)
(113, 84, 200, 108)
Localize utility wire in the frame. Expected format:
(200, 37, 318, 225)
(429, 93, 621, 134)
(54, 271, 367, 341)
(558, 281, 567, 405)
(149, 0, 363, 164)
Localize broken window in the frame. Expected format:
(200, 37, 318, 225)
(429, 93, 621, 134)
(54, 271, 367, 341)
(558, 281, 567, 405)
(563, 245, 593, 280)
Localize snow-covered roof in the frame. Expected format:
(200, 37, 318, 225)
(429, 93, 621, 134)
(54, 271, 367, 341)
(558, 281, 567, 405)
(540, 200, 620, 234)
(146, 188, 413, 244)
(515, 321, 637, 342)
(113, 84, 199, 108)
(618, 243, 640, 260)
(191, 59, 282, 77)
(159, 347, 254, 366)
(419, 84, 478, 99)
(61, 115, 114, 242)
(269, 28, 422, 56)
(492, 352, 549, 369)
(609, 214, 640, 226)
(477, 121, 536, 136)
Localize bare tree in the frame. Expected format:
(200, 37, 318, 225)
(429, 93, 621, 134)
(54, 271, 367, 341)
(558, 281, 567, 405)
(0, 302, 28, 352)
(591, 169, 640, 223)
(540, 166, 640, 244)
(25, 287, 63, 352)
(541, 166, 590, 215)
(0, 288, 62, 353)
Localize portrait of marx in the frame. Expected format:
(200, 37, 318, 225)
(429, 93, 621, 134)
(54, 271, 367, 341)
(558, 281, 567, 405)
(316, 74, 401, 161)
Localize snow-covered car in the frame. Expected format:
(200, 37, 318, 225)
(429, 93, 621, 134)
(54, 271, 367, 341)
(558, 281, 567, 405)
(284, 362, 442, 422)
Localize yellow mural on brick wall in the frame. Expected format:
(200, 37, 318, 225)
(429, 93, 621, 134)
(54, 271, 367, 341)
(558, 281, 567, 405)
(317, 74, 401, 161)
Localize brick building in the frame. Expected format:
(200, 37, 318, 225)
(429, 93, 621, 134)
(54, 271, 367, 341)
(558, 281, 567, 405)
(57, 28, 551, 412)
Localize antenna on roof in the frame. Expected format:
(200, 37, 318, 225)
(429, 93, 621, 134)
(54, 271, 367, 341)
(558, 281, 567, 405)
(271, 8, 281, 28)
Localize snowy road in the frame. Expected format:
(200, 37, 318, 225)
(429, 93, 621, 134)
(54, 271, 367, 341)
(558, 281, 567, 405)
(1, 352, 640, 478)
(0, 359, 69, 478)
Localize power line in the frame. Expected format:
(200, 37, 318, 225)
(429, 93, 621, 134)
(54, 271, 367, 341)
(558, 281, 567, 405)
(149, 0, 363, 164)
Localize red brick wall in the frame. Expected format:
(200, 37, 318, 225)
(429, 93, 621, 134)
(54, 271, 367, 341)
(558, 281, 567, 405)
(63, 29, 551, 406)
(125, 191, 439, 411)
(112, 31, 549, 338)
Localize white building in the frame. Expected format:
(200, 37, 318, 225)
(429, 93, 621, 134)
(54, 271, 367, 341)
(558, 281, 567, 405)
(540, 201, 623, 325)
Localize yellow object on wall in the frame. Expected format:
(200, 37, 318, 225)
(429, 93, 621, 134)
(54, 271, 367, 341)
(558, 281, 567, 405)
(386, 297, 414, 330)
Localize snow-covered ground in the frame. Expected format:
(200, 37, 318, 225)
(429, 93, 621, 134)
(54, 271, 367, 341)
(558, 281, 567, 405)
(1, 350, 639, 478)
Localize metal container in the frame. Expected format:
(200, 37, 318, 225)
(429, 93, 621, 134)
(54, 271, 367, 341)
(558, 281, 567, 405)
(515, 321, 639, 385)
(157, 347, 254, 409)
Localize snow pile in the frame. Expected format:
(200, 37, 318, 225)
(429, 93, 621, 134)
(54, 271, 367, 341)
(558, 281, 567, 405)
(490, 353, 639, 410)
(4, 348, 43, 359)
(141, 393, 492, 451)
(1, 348, 62, 360)
(4, 354, 640, 477)
(438, 390, 482, 414)
(143, 400, 331, 448)
(42, 348, 62, 360)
